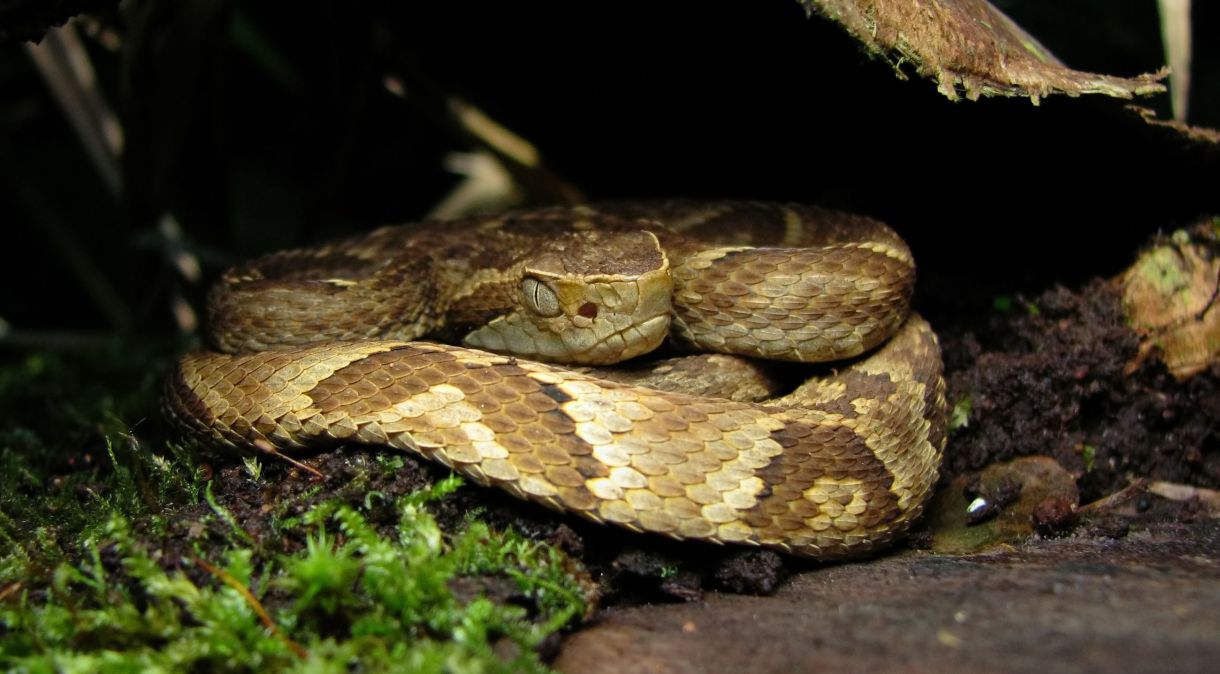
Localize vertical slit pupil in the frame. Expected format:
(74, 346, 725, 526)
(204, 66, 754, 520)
(524, 277, 561, 317)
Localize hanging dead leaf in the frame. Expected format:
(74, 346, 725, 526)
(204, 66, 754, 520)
(799, 0, 1166, 103)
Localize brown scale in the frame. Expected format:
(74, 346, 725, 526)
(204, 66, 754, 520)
(167, 203, 947, 559)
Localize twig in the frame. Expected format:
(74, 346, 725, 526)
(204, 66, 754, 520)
(24, 22, 124, 196)
(1077, 479, 1148, 515)
(192, 555, 309, 660)
(1148, 480, 1220, 515)
(253, 439, 326, 480)
(1158, 0, 1193, 122)
(373, 31, 584, 208)
(157, 214, 201, 333)
(0, 581, 22, 603)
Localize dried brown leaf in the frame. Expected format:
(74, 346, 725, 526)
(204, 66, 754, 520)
(800, 0, 1167, 102)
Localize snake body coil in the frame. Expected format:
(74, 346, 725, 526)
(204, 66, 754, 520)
(167, 202, 946, 559)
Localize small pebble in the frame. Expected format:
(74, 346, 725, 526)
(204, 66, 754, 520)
(1032, 496, 1078, 536)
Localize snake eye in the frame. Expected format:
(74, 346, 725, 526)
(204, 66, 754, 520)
(521, 276, 562, 317)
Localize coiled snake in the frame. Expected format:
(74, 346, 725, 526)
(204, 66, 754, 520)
(166, 201, 946, 559)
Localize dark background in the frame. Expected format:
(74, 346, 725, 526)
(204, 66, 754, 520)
(1, 0, 1217, 344)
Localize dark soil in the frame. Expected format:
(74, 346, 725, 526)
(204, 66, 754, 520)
(159, 449, 439, 554)
(939, 280, 1220, 500)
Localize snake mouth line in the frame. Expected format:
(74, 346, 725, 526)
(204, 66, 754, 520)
(574, 313, 671, 361)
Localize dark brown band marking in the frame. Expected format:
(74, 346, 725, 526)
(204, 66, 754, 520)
(538, 382, 575, 404)
(744, 418, 899, 533)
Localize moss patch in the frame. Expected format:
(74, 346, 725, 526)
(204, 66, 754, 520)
(0, 347, 592, 673)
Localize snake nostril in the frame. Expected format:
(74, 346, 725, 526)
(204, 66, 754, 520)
(578, 302, 598, 319)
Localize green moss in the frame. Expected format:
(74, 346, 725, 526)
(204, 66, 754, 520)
(991, 295, 1040, 316)
(1132, 243, 1194, 304)
(1081, 444, 1097, 473)
(0, 350, 588, 673)
(4, 476, 586, 673)
(949, 395, 972, 432)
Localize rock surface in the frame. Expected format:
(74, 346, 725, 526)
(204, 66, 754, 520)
(554, 519, 1220, 674)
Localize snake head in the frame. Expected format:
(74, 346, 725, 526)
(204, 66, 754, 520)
(463, 229, 672, 365)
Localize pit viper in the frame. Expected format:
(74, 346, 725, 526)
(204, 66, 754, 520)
(166, 201, 946, 559)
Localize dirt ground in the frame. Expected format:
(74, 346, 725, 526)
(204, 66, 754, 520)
(553, 517, 1220, 674)
(939, 279, 1220, 498)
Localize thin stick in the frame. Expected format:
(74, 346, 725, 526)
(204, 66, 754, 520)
(253, 439, 326, 480)
(24, 23, 124, 196)
(192, 555, 309, 660)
